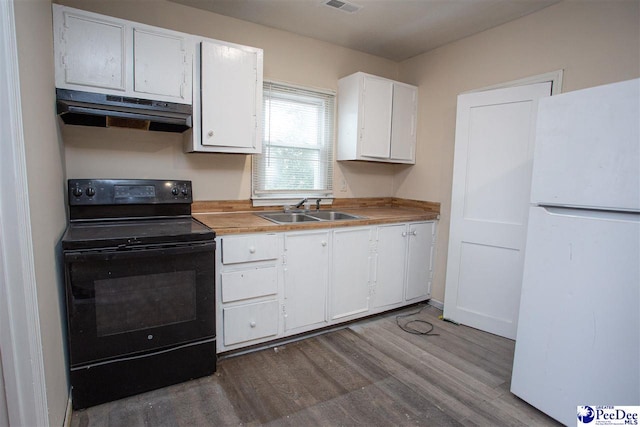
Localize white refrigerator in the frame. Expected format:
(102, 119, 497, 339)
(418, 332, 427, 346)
(511, 78, 640, 426)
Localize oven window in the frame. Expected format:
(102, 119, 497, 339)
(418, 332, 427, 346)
(94, 271, 197, 337)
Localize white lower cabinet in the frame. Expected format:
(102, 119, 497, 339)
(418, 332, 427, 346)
(330, 227, 373, 321)
(374, 222, 436, 308)
(283, 231, 329, 333)
(405, 222, 436, 301)
(216, 221, 436, 353)
(217, 233, 281, 352)
(223, 300, 279, 347)
(373, 224, 407, 309)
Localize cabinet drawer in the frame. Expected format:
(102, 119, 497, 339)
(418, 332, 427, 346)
(223, 300, 279, 346)
(221, 234, 278, 264)
(221, 266, 277, 303)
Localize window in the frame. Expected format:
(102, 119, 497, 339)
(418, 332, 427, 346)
(252, 81, 334, 202)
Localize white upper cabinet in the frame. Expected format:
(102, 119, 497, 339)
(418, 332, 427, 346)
(337, 72, 417, 164)
(188, 40, 263, 153)
(132, 28, 190, 101)
(360, 76, 394, 158)
(53, 5, 192, 104)
(390, 83, 418, 161)
(54, 7, 126, 91)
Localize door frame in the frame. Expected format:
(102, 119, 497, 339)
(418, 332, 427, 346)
(443, 71, 563, 338)
(467, 70, 564, 95)
(0, 0, 49, 425)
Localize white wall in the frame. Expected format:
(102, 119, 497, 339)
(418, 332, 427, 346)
(58, 0, 401, 201)
(396, 0, 640, 303)
(14, 0, 69, 425)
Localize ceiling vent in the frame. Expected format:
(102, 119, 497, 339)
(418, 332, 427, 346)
(324, 0, 362, 14)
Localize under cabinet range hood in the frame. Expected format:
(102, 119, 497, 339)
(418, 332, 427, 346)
(56, 89, 193, 133)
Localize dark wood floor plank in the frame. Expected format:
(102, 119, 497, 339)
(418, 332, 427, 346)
(379, 306, 515, 378)
(70, 306, 561, 427)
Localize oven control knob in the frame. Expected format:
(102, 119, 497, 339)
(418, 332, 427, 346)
(171, 187, 179, 196)
(181, 188, 189, 196)
(86, 187, 96, 197)
(72, 187, 83, 197)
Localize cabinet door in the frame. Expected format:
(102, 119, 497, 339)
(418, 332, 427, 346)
(133, 28, 191, 103)
(406, 222, 435, 301)
(373, 224, 407, 309)
(201, 40, 261, 151)
(331, 227, 372, 320)
(223, 300, 279, 346)
(390, 83, 417, 163)
(54, 8, 126, 91)
(360, 75, 393, 159)
(283, 231, 329, 332)
(221, 234, 278, 265)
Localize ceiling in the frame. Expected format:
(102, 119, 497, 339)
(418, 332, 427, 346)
(168, 0, 561, 61)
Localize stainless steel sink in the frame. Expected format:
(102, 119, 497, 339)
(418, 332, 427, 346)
(258, 212, 320, 224)
(307, 211, 361, 221)
(257, 210, 362, 224)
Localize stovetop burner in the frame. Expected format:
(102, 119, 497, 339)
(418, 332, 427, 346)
(62, 179, 215, 250)
(62, 217, 214, 250)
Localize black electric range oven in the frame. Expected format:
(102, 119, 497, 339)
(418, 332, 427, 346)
(61, 179, 216, 410)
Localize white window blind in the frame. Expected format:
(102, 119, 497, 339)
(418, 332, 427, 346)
(252, 81, 334, 200)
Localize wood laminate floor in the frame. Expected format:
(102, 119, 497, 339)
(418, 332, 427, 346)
(70, 305, 561, 426)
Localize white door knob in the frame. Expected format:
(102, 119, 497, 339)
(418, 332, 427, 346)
(207, 130, 214, 137)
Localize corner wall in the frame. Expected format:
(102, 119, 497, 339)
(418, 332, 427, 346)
(14, 0, 69, 425)
(396, 0, 640, 303)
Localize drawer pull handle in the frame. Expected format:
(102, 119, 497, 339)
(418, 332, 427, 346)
(249, 246, 256, 254)
(321, 241, 327, 247)
(249, 321, 256, 328)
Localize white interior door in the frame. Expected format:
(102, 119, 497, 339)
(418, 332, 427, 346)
(443, 82, 551, 339)
(0, 355, 8, 427)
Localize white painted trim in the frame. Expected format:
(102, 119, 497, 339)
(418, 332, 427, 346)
(251, 197, 334, 208)
(63, 391, 73, 427)
(0, 1, 49, 426)
(467, 70, 564, 95)
(427, 299, 444, 311)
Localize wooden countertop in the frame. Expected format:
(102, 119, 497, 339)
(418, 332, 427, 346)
(193, 198, 440, 235)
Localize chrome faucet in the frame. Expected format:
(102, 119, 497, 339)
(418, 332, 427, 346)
(295, 198, 308, 209)
(315, 198, 321, 210)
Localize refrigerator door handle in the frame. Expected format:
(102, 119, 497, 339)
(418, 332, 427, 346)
(541, 205, 640, 222)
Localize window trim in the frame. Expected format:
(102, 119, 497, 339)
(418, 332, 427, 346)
(252, 80, 336, 206)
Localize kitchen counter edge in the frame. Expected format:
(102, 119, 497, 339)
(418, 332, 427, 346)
(193, 197, 440, 235)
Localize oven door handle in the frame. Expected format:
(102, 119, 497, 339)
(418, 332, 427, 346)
(64, 241, 215, 262)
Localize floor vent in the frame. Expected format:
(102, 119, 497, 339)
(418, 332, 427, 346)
(324, 0, 362, 14)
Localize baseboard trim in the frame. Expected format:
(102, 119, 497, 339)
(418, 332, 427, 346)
(63, 390, 72, 427)
(427, 299, 444, 310)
